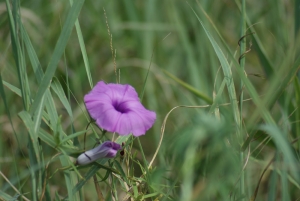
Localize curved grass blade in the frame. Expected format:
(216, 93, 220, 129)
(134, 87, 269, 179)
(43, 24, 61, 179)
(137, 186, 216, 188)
(187, 4, 241, 136)
(194, 2, 279, 148)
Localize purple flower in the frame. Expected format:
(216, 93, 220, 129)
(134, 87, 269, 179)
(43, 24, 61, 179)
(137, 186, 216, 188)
(84, 81, 156, 136)
(76, 141, 122, 165)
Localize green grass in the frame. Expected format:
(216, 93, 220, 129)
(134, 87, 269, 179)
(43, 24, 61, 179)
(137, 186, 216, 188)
(1, 0, 300, 200)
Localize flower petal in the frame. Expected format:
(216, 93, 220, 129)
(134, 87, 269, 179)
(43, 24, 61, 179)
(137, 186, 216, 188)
(84, 81, 156, 136)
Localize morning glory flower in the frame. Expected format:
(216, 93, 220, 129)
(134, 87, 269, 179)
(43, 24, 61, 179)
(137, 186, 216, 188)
(84, 81, 156, 136)
(76, 141, 122, 165)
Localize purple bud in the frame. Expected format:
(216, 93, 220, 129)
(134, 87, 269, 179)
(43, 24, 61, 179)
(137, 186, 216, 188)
(76, 141, 122, 165)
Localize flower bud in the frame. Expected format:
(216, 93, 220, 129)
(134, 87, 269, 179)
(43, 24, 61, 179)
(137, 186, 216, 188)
(76, 141, 121, 165)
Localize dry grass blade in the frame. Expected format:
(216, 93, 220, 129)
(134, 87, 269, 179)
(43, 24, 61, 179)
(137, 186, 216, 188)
(148, 104, 210, 169)
(0, 171, 31, 201)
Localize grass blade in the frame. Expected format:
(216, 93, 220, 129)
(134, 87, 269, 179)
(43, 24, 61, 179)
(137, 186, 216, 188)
(163, 70, 213, 104)
(30, 0, 85, 115)
(259, 124, 299, 182)
(188, 3, 241, 135)
(51, 78, 73, 118)
(69, 0, 93, 89)
(295, 0, 300, 36)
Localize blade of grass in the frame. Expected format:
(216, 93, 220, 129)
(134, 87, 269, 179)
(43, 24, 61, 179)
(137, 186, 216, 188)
(5, 0, 27, 109)
(0, 76, 19, 150)
(27, 137, 38, 201)
(137, 20, 158, 173)
(171, 2, 202, 89)
(163, 69, 213, 104)
(296, 0, 300, 36)
(30, 0, 85, 115)
(233, 0, 274, 78)
(69, 0, 93, 89)
(51, 78, 73, 118)
(3, 80, 78, 152)
(208, 78, 226, 113)
(242, 55, 300, 150)
(259, 124, 299, 182)
(58, 130, 88, 146)
(20, 24, 43, 81)
(188, 3, 241, 138)
(38, 129, 80, 155)
(17, 0, 32, 110)
(0, 190, 13, 201)
(250, 33, 274, 78)
(60, 155, 79, 201)
(18, 111, 41, 163)
(2, 80, 21, 96)
(193, 9, 299, 196)
(197, 1, 300, 152)
(294, 78, 300, 149)
(19, 111, 42, 201)
(239, 0, 246, 199)
(21, 22, 60, 144)
(0, 74, 24, 198)
(267, 153, 279, 201)
(194, 1, 279, 146)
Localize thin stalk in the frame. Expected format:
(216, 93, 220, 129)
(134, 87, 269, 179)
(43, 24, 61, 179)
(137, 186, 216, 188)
(239, 0, 246, 200)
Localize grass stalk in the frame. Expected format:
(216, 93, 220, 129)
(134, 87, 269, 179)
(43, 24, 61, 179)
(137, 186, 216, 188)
(239, 0, 246, 199)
